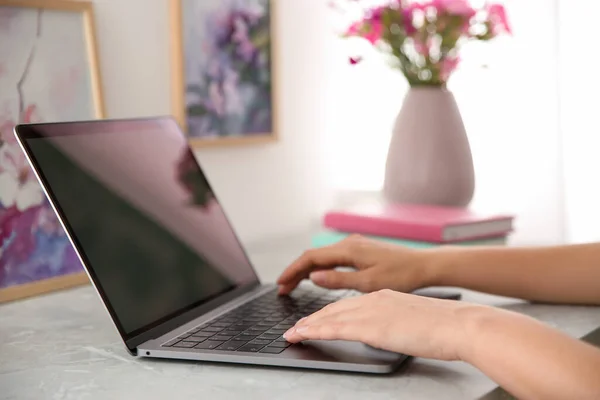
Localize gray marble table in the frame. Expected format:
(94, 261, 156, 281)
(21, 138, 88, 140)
(2, 236, 600, 400)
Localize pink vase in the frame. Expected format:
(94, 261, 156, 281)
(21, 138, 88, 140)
(383, 87, 475, 207)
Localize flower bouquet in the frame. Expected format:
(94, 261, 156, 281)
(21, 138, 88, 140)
(334, 0, 511, 86)
(330, 0, 511, 206)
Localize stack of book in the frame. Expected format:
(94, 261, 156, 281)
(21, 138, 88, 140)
(313, 202, 514, 249)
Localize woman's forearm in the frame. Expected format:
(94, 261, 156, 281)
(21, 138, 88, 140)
(427, 243, 600, 305)
(459, 306, 600, 400)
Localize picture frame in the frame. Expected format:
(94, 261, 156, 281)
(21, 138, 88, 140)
(0, 0, 105, 303)
(170, 0, 279, 148)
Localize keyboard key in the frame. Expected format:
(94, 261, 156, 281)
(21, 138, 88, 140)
(232, 323, 253, 330)
(254, 312, 271, 317)
(191, 331, 214, 338)
(259, 346, 286, 354)
(212, 335, 235, 341)
(211, 322, 232, 328)
(162, 338, 182, 347)
(221, 330, 244, 336)
(201, 326, 224, 333)
(183, 337, 207, 344)
(249, 339, 272, 346)
(258, 333, 280, 341)
(270, 313, 287, 318)
(238, 332, 259, 340)
(177, 333, 193, 339)
(216, 340, 249, 351)
(172, 341, 197, 348)
(194, 340, 225, 350)
(248, 326, 269, 333)
(270, 339, 292, 348)
(237, 343, 266, 352)
(268, 328, 287, 334)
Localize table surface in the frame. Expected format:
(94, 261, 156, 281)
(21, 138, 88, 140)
(2, 234, 600, 400)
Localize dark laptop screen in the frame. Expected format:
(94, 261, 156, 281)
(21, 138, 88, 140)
(19, 118, 258, 338)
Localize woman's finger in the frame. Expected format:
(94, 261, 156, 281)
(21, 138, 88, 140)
(295, 304, 362, 329)
(309, 268, 381, 292)
(285, 296, 367, 339)
(277, 266, 329, 295)
(277, 244, 353, 283)
(284, 315, 370, 343)
(277, 244, 355, 293)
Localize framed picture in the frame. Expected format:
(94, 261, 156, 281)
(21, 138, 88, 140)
(0, 0, 105, 303)
(170, 0, 278, 148)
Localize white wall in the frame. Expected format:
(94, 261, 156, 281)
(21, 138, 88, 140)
(558, 0, 600, 244)
(86, 0, 336, 246)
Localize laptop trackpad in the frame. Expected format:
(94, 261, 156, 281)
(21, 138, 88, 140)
(288, 340, 404, 366)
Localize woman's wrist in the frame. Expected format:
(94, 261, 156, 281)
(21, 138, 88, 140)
(419, 245, 465, 288)
(452, 303, 508, 363)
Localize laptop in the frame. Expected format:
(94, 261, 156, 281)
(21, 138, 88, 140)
(13, 117, 408, 374)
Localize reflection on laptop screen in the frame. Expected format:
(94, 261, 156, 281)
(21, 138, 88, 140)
(22, 119, 258, 337)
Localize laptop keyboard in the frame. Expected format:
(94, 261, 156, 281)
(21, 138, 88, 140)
(161, 287, 351, 354)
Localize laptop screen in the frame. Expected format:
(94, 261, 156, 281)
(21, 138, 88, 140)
(18, 118, 259, 339)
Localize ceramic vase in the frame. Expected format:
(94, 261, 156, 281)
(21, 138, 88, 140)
(383, 87, 475, 207)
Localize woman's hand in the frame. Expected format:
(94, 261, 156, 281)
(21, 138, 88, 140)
(283, 289, 485, 361)
(277, 235, 438, 295)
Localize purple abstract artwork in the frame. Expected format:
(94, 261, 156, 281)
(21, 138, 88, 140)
(182, 0, 273, 139)
(0, 5, 98, 293)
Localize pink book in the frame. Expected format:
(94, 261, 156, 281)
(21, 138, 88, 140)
(323, 203, 514, 243)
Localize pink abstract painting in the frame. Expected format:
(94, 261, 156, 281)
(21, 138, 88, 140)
(0, 5, 98, 292)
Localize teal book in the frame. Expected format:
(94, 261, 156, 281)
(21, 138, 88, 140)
(311, 230, 507, 249)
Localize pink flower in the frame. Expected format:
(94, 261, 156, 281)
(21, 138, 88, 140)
(413, 39, 431, 57)
(486, 3, 512, 35)
(440, 55, 460, 82)
(365, 5, 385, 21)
(363, 20, 383, 44)
(345, 5, 386, 44)
(345, 21, 362, 36)
(432, 0, 476, 18)
(402, 3, 418, 35)
(346, 19, 383, 44)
